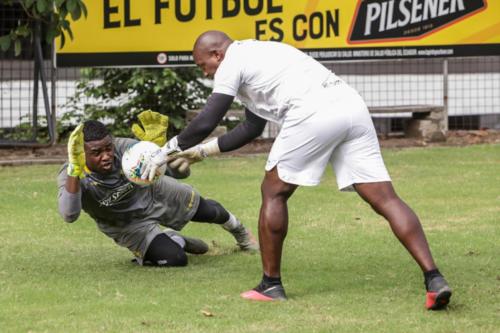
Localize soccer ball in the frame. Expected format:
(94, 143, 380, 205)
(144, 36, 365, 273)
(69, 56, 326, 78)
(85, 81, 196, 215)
(121, 141, 166, 186)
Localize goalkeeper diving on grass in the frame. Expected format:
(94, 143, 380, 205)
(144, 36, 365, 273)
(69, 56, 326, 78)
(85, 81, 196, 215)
(139, 31, 452, 310)
(57, 111, 258, 267)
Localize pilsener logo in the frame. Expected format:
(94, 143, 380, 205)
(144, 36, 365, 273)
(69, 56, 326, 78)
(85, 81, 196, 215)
(348, 0, 487, 44)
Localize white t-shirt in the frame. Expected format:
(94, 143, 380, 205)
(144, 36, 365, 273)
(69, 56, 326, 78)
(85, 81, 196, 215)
(213, 40, 332, 124)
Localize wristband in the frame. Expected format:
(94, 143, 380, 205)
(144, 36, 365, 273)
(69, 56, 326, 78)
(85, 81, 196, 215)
(200, 138, 220, 157)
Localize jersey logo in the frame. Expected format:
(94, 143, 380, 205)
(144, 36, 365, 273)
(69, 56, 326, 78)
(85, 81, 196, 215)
(348, 0, 487, 44)
(98, 182, 135, 207)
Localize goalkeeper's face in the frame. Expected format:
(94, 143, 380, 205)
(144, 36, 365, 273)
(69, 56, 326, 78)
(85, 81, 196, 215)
(84, 135, 114, 174)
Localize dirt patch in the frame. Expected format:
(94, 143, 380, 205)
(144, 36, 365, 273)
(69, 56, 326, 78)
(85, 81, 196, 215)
(378, 129, 500, 149)
(0, 130, 499, 165)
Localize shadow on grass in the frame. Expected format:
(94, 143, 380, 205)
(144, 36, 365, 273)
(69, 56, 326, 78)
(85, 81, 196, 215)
(122, 243, 259, 270)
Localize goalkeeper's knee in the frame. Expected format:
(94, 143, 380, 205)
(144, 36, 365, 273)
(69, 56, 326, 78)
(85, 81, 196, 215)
(143, 233, 188, 267)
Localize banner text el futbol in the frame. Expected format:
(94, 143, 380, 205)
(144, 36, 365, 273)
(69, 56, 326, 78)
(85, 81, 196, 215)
(56, 0, 500, 67)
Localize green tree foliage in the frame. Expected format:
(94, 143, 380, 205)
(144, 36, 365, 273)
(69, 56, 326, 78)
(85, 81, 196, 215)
(0, 0, 87, 55)
(63, 67, 210, 138)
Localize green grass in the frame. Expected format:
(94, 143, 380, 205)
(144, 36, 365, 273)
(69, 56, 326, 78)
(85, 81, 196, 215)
(0, 144, 499, 333)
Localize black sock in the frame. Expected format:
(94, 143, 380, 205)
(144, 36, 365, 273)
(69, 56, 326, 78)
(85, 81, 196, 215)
(261, 274, 282, 288)
(424, 269, 442, 289)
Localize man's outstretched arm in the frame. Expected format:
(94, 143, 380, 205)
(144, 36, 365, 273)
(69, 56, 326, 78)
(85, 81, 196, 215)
(217, 108, 267, 152)
(57, 166, 82, 223)
(57, 124, 86, 223)
(177, 93, 234, 150)
(141, 93, 233, 180)
(167, 108, 267, 170)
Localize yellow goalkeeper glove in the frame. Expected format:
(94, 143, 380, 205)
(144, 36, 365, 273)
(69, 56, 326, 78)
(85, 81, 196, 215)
(67, 124, 87, 178)
(131, 110, 169, 146)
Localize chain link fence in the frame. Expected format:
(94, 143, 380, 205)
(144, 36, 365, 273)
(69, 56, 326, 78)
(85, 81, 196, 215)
(0, 3, 55, 146)
(326, 56, 500, 134)
(2, 41, 499, 143)
(52, 56, 500, 139)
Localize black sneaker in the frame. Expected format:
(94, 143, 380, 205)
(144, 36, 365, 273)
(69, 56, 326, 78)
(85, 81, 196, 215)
(241, 282, 287, 301)
(182, 235, 209, 254)
(425, 275, 452, 310)
(165, 229, 209, 255)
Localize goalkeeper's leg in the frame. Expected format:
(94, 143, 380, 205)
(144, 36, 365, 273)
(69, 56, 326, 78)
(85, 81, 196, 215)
(142, 233, 188, 267)
(137, 230, 208, 266)
(192, 197, 258, 251)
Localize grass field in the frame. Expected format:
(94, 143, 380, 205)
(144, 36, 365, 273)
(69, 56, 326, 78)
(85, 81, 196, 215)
(0, 144, 499, 333)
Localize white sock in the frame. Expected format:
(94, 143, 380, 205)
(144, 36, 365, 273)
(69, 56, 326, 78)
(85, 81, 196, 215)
(223, 213, 241, 231)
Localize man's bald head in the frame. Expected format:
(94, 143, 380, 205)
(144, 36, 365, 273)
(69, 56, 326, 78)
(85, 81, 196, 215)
(192, 31, 233, 78)
(193, 30, 232, 54)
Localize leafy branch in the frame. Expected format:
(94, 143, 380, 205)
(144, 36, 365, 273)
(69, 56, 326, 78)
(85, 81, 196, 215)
(63, 67, 211, 138)
(0, 0, 87, 56)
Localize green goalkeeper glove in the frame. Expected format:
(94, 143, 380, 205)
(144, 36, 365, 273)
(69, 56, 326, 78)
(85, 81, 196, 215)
(131, 110, 169, 146)
(67, 124, 87, 178)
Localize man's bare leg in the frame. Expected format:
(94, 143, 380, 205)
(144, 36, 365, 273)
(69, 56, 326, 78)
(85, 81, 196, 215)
(354, 181, 452, 310)
(241, 167, 297, 301)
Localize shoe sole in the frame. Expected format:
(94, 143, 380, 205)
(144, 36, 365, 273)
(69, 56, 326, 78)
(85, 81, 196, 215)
(426, 288, 452, 310)
(241, 290, 276, 301)
(240, 289, 287, 301)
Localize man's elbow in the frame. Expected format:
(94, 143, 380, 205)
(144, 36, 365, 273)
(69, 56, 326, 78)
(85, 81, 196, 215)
(59, 210, 80, 223)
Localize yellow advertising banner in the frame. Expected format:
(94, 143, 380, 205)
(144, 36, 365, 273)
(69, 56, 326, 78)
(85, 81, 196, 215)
(56, 0, 500, 67)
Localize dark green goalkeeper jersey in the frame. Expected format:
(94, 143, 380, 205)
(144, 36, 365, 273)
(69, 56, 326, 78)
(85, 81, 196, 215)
(57, 138, 200, 236)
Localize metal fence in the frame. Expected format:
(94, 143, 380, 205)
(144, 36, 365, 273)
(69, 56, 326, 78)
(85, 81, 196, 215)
(0, 3, 55, 146)
(326, 56, 500, 133)
(53, 56, 500, 137)
(2, 50, 500, 143)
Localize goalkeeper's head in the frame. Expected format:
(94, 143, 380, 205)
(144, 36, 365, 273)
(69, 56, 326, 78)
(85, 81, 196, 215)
(83, 120, 114, 174)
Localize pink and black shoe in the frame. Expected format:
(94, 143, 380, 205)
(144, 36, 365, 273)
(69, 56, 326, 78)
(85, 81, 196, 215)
(425, 275, 452, 310)
(241, 281, 287, 301)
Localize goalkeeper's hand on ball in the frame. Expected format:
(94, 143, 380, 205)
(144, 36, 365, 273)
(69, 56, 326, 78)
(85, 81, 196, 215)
(67, 124, 87, 178)
(141, 136, 182, 181)
(131, 110, 169, 146)
(141, 137, 221, 181)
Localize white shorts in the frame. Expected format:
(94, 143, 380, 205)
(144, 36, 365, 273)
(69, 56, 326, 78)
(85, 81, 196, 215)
(265, 77, 391, 191)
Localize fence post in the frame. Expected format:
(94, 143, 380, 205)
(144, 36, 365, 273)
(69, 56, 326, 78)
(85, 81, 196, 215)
(34, 22, 55, 144)
(51, 42, 57, 144)
(443, 58, 449, 132)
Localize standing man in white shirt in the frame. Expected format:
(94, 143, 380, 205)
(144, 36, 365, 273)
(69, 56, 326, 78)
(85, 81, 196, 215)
(142, 30, 452, 310)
